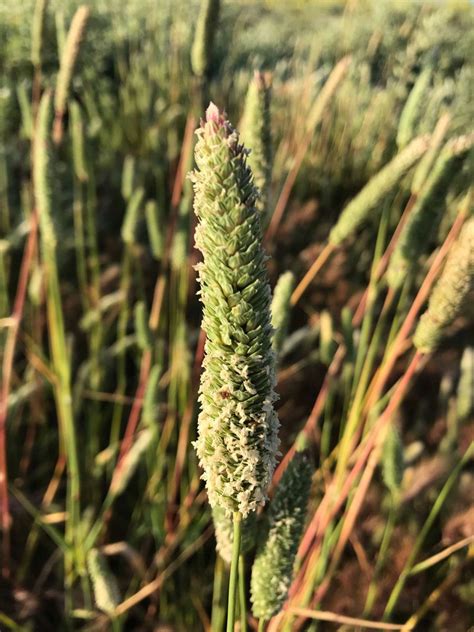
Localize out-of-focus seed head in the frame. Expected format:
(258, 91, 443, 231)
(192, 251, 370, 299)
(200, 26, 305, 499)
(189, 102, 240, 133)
(413, 217, 474, 354)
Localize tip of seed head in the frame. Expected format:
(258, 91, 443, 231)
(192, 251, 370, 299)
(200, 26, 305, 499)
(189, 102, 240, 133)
(206, 102, 221, 123)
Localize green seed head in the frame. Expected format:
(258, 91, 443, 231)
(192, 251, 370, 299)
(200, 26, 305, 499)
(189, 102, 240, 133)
(457, 346, 474, 424)
(109, 430, 153, 498)
(397, 67, 432, 149)
(54, 5, 90, 118)
(134, 301, 152, 351)
(382, 426, 404, 495)
(192, 103, 279, 518)
(33, 91, 56, 251)
(250, 452, 312, 620)
(271, 271, 295, 354)
(145, 200, 165, 261)
(31, 0, 49, 69)
(87, 548, 120, 615)
(69, 100, 88, 182)
(329, 135, 430, 246)
(191, 0, 220, 78)
(387, 134, 474, 289)
(142, 364, 161, 428)
(121, 187, 145, 245)
(413, 216, 474, 354)
(240, 71, 272, 216)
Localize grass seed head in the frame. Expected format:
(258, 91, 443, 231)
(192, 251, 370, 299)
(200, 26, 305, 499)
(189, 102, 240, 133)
(413, 216, 474, 354)
(191, 0, 220, 78)
(240, 71, 272, 216)
(53, 5, 90, 143)
(388, 134, 474, 289)
(31, 0, 48, 69)
(250, 452, 312, 620)
(329, 135, 430, 246)
(397, 67, 432, 149)
(271, 271, 295, 355)
(192, 102, 279, 518)
(87, 548, 120, 615)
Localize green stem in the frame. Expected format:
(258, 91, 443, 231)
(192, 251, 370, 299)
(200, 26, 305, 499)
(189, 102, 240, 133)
(211, 555, 227, 632)
(238, 554, 247, 632)
(258, 619, 266, 632)
(226, 513, 241, 632)
(363, 493, 398, 616)
(383, 442, 474, 619)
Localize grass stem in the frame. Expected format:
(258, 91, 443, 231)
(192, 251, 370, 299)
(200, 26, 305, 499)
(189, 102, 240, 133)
(226, 514, 241, 632)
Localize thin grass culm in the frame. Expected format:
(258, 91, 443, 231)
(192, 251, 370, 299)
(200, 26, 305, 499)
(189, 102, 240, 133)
(191, 103, 279, 630)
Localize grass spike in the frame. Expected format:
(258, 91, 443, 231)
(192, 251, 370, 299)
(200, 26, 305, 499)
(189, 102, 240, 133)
(240, 71, 272, 216)
(387, 135, 474, 289)
(381, 426, 404, 495)
(250, 452, 312, 620)
(192, 102, 279, 517)
(87, 548, 120, 615)
(413, 216, 474, 353)
(33, 90, 56, 250)
(191, 0, 220, 79)
(145, 200, 165, 260)
(329, 135, 430, 246)
(397, 67, 432, 149)
(134, 301, 152, 351)
(69, 100, 88, 182)
(121, 187, 145, 245)
(271, 271, 295, 354)
(31, 0, 49, 69)
(53, 5, 90, 144)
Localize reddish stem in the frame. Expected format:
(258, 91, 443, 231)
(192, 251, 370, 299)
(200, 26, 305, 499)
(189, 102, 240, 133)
(0, 212, 38, 576)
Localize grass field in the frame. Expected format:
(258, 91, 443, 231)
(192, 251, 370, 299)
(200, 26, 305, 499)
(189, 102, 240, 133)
(0, 0, 473, 630)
